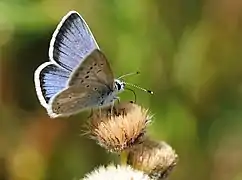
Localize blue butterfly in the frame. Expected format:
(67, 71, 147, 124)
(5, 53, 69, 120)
(34, 11, 152, 118)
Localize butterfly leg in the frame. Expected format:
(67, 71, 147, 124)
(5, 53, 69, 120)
(110, 102, 115, 115)
(87, 109, 94, 118)
(98, 107, 102, 117)
(116, 97, 120, 104)
(112, 97, 120, 115)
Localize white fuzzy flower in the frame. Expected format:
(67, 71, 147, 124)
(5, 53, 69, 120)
(83, 164, 151, 180)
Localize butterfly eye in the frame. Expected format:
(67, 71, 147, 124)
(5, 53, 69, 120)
(86, 85, 90, 88)
(86, 71, 90, 74)
(116, 82, 121, 90)
(94, 87, 98, 91)
(85, 75, 89, 79)
(90, 67, 93, 70)
(93, 63, 97, 66)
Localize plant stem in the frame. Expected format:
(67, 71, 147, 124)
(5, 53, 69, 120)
(120, 151, 128, 165)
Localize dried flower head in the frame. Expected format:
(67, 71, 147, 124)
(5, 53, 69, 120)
(86, 101, 152, 153)
(128, 139, 178, 180)
(83, 164, 151, 180)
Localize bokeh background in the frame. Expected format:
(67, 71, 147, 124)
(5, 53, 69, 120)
(1, 0, 242, 179)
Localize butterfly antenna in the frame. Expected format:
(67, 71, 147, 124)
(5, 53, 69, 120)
(118, 71, 140, 79)
(125, 82, 154, 95)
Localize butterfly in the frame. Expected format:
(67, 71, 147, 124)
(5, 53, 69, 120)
(34, 11, 127, 118)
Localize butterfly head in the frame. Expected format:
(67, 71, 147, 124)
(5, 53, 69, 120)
(114, 79, 125, 93)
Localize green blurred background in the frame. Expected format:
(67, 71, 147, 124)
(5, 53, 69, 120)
(1, 0, 242, 179)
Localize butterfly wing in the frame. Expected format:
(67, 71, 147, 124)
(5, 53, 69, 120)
(35, 11, 99, 111)
(48, 49, 115, 118)
(48, 84, 111, 118)
(49, 11, 99, 72)
(68, 49, 114, 88)
(34, 62, 70, 108)
(35, 11, 115, 117)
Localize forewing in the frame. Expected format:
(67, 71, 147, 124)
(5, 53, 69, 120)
(48, 84, 109, 118)
(49, 11, 99, 72)
(68, 49, 114, 89)
(34, 62, 70, 108)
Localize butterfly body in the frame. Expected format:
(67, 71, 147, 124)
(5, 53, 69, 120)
(34, 11, 125, 118)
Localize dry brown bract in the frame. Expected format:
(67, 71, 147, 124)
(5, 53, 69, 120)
(128, 139, 178, 180)
(86, 102, 152, 153)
